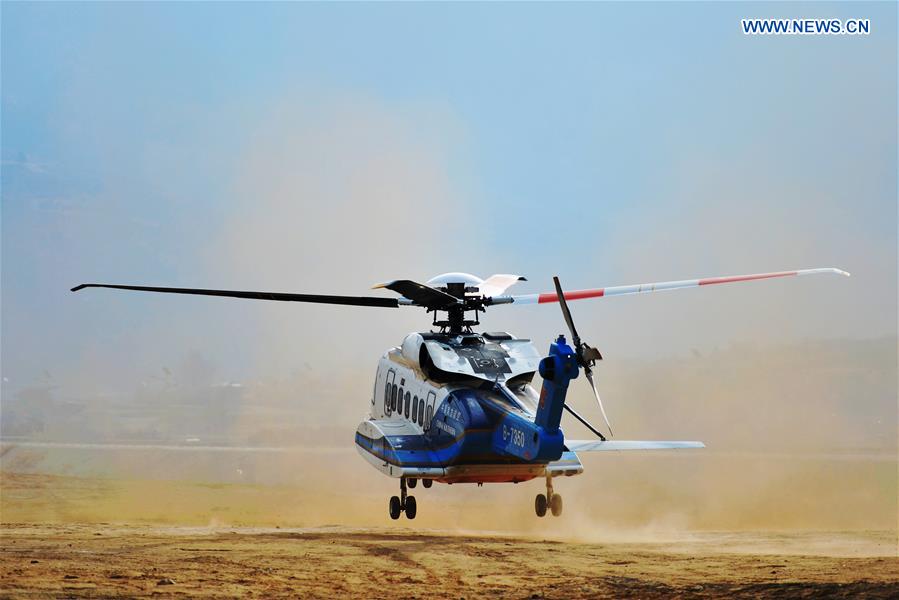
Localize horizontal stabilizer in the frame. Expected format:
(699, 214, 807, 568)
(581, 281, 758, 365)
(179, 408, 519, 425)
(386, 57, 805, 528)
(566, 440, 705, 452)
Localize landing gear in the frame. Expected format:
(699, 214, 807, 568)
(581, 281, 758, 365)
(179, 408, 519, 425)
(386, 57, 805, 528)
(408, 478, 417, 489)
(389, 495, 402, 520)
(535, 494, 547, 517)
(535, 473, 562, 517)
(422, 479, 433, 489)
(388, 478, 417, 520)
(550, 492, 563, 517)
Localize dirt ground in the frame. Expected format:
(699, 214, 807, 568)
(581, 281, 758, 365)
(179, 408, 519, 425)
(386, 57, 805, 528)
(1, 523, 897, 599)
(1, 471, 896, 598)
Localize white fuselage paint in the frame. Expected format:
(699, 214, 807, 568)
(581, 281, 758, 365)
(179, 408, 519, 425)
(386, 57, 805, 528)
(370, 349, 450, 433)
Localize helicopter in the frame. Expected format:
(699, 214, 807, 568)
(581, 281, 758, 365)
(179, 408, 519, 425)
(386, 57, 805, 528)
(72, 267, 848, 519)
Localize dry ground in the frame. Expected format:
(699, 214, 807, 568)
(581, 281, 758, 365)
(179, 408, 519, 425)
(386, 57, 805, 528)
(1, 523, 897, 599)
(1, 471, 896, 598)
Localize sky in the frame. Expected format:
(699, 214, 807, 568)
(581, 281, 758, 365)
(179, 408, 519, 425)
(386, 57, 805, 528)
(2, 1, 896, 390)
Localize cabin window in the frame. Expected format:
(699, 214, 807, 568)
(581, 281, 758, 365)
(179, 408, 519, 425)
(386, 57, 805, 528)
(398, 387, 404, 414)
(412, 396, 419, 423)
(384, 370, 396, 414)
(425, 391, 436, 431)
(392, 384, 398, 411)
(418, 401, 425, 426)
(404, 392, 411, 418)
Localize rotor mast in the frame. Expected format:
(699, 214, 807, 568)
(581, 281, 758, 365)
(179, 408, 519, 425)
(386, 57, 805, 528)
(432, 282, 481, 334)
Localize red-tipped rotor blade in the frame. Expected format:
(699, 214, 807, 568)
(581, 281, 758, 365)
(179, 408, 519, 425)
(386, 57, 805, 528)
(501, 268, 850, 306)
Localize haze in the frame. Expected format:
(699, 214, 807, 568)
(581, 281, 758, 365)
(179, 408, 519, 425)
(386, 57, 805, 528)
(2, 2, 896, 534)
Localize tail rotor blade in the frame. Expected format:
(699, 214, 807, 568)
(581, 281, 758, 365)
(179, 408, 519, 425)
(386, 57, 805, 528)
(553, 276, 580, 345)
(554, 276, 611, 437)
(584, 368, 613, 437)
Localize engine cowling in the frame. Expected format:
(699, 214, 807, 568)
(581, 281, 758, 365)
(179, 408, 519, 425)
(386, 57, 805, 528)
(400, 333, 424, 368)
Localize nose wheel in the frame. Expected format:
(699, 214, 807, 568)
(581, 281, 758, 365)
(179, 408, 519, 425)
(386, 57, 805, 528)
(389, 478, 417, 520)
(535, 473, 563, 517)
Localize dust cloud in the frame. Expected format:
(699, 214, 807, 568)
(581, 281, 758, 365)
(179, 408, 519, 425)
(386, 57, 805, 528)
(2, 94, 896, 541)
(207, 92, 487, 378)
(3, 336, 894, 536)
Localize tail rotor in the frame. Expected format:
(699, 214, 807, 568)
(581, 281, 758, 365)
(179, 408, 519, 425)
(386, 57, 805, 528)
(552, 276, 613, 437)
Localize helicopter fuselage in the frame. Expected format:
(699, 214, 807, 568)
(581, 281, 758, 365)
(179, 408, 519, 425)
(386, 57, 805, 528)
(354, 331, 585, 484)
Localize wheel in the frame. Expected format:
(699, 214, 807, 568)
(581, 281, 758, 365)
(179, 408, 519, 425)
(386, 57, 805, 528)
(535, 494, 547, 517)
(422, 479, 433, 489)
(405, 496, 417, 519)
(407, 478, 417, 489)
(389, 496, 402, 520)
(550, 493, 563, 517)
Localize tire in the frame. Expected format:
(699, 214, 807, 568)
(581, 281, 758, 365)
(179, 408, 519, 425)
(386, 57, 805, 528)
(389, 496, 402, 520)
(407, 478, 417, 489)
(422, 479, 433, 489)
(405, 496, 417, 519)
(550, 493, 563, 517)
(535, 494, 547, 517)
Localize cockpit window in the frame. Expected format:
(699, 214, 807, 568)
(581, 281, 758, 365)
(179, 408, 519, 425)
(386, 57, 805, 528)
(508, 383, 540, 414)
(475, 386, 530, 416)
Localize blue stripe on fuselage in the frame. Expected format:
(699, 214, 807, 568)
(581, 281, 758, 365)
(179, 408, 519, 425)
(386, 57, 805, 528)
(356, 430, 500, 467)
(357, 387, 560, 469)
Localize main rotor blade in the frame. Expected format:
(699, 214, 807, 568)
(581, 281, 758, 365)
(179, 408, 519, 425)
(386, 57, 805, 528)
(70, 284, 400, 308)
(372, 280, 461, 309)
(552, 276, 580, 345)
(562, 402, 606, 442)
(584, 368, 613, 437)
(500, 267, 850, 306)
(476, 274, 527, 298)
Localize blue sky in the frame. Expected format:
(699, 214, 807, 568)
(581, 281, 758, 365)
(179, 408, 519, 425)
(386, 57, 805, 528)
(3, 2, 896, 387)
